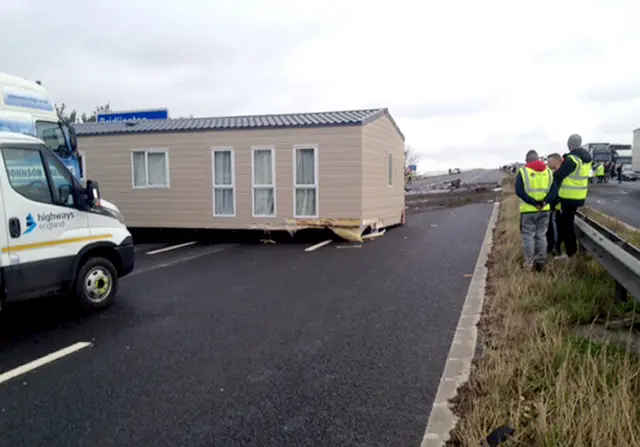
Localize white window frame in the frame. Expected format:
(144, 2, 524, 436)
(131, 149, 170, 189)
(387, 152, 393, 187)
(212, 148, 236, 217)
(292, 144, 319, 218)
(251, 146, 276, 218)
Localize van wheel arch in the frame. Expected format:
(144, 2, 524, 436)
(72, 242, 124, 280)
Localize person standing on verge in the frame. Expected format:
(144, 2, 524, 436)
(554, 134, 593, 259)
(545, 153, 563, 256)
(515, 150, 557, 271)
(617, 163, 623, 184)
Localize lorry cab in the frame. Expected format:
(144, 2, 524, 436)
(0, 132, 134, 310)
(0, 73, 83, 180)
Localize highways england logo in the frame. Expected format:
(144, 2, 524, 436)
(23, 213, 36, 235)
(23, 211, 75, 235)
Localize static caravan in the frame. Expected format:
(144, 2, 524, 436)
(74, 108, 406, 239)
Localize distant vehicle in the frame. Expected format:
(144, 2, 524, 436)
(612, 145, 632, 165)
(0, 72, 124, 221)
(448, 168, 461, 175)
(582, 142, 615, 163)
(0, 73, 82, 179)
(622, 165, 637, 181)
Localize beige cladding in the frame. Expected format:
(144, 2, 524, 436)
(78, 112, 405, 230)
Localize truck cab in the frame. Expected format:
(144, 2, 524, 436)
(0, 132, 134, 310)
(0, 73, 83, 179)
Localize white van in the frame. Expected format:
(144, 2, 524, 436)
(0, 132, 134, 310)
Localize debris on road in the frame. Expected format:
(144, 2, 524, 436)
(305, 240, 333, 252)
(406, 185, 502, 215)
(361, 229, 386, 240)
(485, 425, 516, 446)
(286, 218, 384, 243)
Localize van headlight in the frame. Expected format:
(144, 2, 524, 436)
(104, 208, 125, 224)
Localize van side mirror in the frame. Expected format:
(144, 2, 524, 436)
(58, 184, 74, 206)
(86, 180, 100, 205)
(68, 126, 78, 151)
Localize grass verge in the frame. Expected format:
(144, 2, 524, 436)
(582, 206, 640, 248)
(447, 183, 640, 446)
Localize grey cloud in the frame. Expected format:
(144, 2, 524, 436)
(0, 0, 329, 117)
(420, 130, 560, 163)
(395, 96, 500, 120)
(593, 103, 640, 136)
(581, 81, 640, 104)
(532, 38, 603, 64)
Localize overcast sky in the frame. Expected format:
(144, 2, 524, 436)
(3, 0, 640, 172)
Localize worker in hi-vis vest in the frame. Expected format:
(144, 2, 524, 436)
(553, 133, 593, 259)
(515, 149, 558, 270)
(545, 153, 563, 256)
(595, 163, 606, 183)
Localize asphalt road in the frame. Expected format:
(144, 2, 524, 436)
(0, 203, 494, 447)
(407, 169, 502, 193)
(586, 181, 640, 229)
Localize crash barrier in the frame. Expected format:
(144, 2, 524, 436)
(575, 211, 640, 301)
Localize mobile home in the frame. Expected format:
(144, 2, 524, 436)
(75, 108, 406, 237)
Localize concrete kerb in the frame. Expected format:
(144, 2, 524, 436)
(420, 201, 501, 447)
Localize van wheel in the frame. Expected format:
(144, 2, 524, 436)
(75, 257, 118, 309)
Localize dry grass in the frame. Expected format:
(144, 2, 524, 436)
(447, 182, 640, 446)
(582, 206, 640, 248)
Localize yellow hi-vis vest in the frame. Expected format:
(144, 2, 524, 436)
(595, 164, 605, 176)
(518, 166, 552, 213)
(559, 154, 592, 201)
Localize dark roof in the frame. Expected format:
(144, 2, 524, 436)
(74, 107, 404, 140)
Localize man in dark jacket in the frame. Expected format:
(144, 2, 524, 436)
(617, 164, 623, 184)
(553, 134, 593, 259)
(545, 153, 563, 255)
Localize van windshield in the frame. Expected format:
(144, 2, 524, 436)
(35, 120, 68, 154)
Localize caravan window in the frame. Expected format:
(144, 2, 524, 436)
(252, 148, 275, 217)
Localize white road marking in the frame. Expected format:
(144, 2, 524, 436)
(305, 240, 333, 252)
(146, 241, 197, 255)
(127, 246, 231, 277)
(0, 342, 92, 385)
(421, 201, 500, 446)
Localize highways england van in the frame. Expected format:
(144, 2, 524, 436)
(0, 132, 134, 310)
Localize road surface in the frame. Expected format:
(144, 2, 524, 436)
(0, 203, 495, 446)
(587, 182, 640, 229)
(407, 169, 502, 193)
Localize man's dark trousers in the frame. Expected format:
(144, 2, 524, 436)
(546, 210, 561, 254)
(557, 203, 580, 257)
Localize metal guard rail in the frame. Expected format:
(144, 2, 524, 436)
(575, 211, 640, 301)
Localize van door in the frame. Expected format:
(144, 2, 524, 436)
(0, 143, 90, 298)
